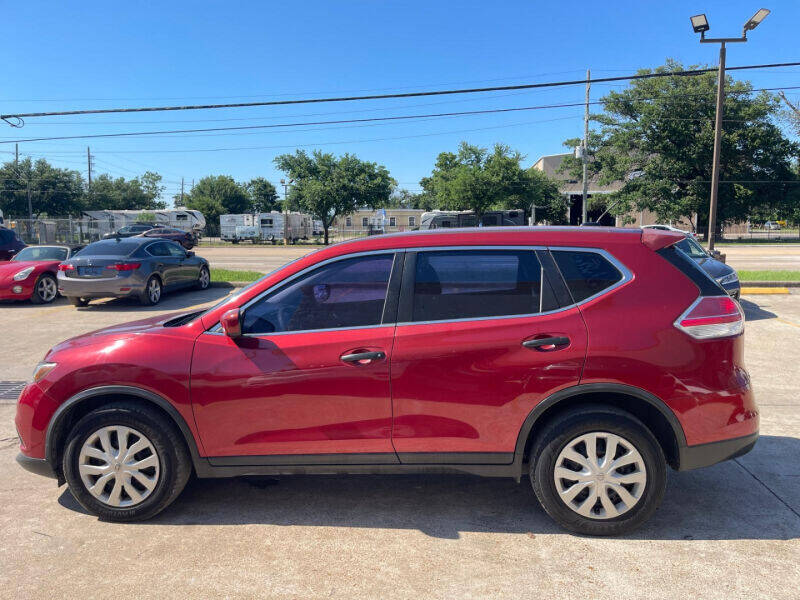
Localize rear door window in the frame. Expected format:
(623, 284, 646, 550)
(410, 250, 544, 322)
(146, 242, 171, 257)
(550, 250, 624, 303)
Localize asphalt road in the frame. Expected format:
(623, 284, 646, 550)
(193, 243, 800, 274)
(0, 291, 798, 599)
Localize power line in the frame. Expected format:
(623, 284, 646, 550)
(3, 61, 800, 123)
(4, 83, 799, 145)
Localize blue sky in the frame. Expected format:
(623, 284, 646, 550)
(2, 0, 798, 204)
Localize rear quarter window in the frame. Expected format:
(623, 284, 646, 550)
(551, 250, 624, 303)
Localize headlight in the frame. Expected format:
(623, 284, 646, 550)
(717, 272, 739, 285)
(32, 362, 57, 383)
(13, 266, 35, 281)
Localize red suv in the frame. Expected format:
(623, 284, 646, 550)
(15, 227, 757, 535)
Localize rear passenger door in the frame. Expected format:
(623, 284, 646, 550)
(145, 242, 181, 289)
(165, 241, 196, 286)
(390, 248, 588, 464)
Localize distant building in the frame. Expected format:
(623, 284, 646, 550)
(334, 208, 423, 235)
(532, 153, 622, 226)
(532, 153, 696, 231)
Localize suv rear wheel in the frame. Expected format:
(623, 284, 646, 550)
(140, 275, 162, 305)
(62, 402, 191, 521)
(530, 406, 666, 536)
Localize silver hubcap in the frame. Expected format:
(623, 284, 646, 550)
(78, 426, 160, 507)
(199, 268, 209, 288)
(37, 277, 57, 301)
(148, 279, 161, 303)
(554, 431, 647, 519)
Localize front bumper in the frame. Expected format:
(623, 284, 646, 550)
(16, 453, 57, 479)
(678, 431, 758, 471)
(720, 280, 741, 299)
(0, 280, 35, 300)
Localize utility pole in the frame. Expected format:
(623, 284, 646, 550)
(581, 69, 591, 224)
(690, 9, 770, 251)
(180, 177, 185, 206)
(280, 179, 292, 245)
(15, 143, 18, 167)
(87, 146, 93, 194)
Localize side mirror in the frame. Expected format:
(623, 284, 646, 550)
(220, 309, 242, 338)
(186, 250, 195, 257)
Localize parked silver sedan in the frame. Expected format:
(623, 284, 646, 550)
(57, 237, 210, 307)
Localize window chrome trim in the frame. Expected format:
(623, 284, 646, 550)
(206, 244, 632, 334)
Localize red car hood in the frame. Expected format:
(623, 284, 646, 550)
(47, 311, 194, 356)
(0, 260, 57, 276)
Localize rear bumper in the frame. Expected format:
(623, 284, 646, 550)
(16, 453, 57, 479)
(57, 274, 143, 299)
(678, 432, 758, 471)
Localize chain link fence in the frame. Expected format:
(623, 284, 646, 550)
(5, 218, 106, 245)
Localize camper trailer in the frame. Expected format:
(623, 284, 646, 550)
(257, 212, 313, 243)
(220, 212, 313, 243)
(220, 214, 255, 242)
(84, 209, 206, 237)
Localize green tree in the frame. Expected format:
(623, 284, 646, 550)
(87, 173, 167, 211)
(389, 188, 434, 211)
(184, 175, 250, 236)
(246, 177, 280, 213)
(422, 142, 562, 220)
(274, 150, 395, 244)
(0, 158, 85, 217)
(560, 60, 799, 233)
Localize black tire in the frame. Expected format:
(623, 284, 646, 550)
(195, 266, 210, 290)
(30, 273, 58, 304)
(530, 406, 666, 536)
(62, 401, 191, 522)
(69, 296, 89, 307)
(139, 275, 162, 306)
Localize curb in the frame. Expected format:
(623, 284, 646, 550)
(739, 281, 800, 287)
(740, 287, 790, 295)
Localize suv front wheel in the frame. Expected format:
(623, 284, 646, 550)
(530, 406, 666, 536)
(62, 402, 191, 521)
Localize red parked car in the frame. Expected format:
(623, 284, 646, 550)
(15, 227, 757, 535)
(138, 227, 197, 249)
(0, 245, 83, 304)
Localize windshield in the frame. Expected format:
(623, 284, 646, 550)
(78, 239, 141, 257)
(676, 238, 708, 259)
(12, 246, 68, 262)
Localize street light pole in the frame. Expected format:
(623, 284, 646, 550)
(707, 43, 726, 251)
(690, 8, 770, 251)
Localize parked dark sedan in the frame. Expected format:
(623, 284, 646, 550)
(675, 236, 740, 299)
(139, 226, 196, 249)
(0, 226, 27, 261)
(57, 237, 210, 307)
(102, 223, 161, 240)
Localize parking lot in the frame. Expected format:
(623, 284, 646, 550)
(1, 263, 799, 598)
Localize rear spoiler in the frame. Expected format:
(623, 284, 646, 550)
(641, 228, 685, 251)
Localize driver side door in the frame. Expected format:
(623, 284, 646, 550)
(190, 251, 402, 462)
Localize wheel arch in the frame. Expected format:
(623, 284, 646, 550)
(45, 385, 202, 482)
(514, 383, 686, 476)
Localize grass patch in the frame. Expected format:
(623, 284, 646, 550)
(210, 268, 265, 283)
(738, 270, 800, 281)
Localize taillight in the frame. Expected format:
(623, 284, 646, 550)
(58, 263, 74, 271)
(674, 296, 744, 339)
(110, 263, 141, 271)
